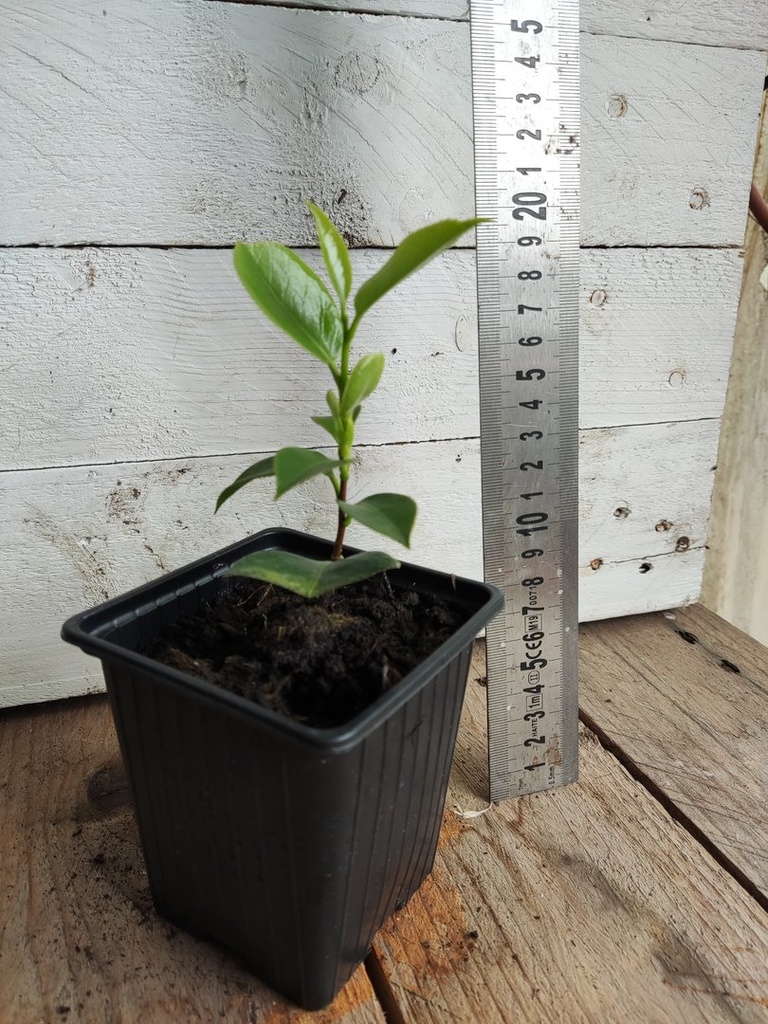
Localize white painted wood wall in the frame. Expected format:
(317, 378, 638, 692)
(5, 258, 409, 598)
(1, 0, 765, 706)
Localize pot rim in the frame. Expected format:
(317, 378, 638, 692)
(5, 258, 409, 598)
(62, 527, 503, 752)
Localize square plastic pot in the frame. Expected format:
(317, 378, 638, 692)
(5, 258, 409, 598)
(62, 528, 503, 1010)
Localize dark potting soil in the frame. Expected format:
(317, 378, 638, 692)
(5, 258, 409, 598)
(141, 575, 468, 728)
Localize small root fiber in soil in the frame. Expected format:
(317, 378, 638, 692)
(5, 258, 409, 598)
(141, 575, 467, 728)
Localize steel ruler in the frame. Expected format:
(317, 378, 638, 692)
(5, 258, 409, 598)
(470, 0, 580, 799)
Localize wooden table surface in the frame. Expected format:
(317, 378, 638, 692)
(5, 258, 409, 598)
(2, 603, 767, 1023)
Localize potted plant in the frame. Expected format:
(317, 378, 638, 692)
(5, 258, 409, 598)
(62, 204, 503, 1010)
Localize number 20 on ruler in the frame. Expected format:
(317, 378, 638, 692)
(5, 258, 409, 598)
(510, 13, 554, 783)
(475, 0, 580, 798)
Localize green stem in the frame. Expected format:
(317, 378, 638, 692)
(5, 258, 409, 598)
(340, 332, 351, 383)
(331, 317, 356, 560)
(346, 314, 361, 347)
(331, 477, 348, 560)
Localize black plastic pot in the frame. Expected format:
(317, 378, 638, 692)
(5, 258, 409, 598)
(62, 528, 502, 1010)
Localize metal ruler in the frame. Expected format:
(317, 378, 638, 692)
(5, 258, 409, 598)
(470, 0, 580, 799)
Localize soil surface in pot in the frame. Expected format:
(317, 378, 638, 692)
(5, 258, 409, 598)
(142, 576, 468, 728)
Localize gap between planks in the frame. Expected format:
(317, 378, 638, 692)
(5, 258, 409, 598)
(363, 617, 768, 1020)
(579, 706, 768, 915)
(184, 0, 768, 53)
(0, 242, 745, 251)
(578, 603, 768, 907)
(0, 419, 722, 478)
(369, 642, 768, 1023)
(197, 0, 469, 24)
(579, 27, 767, 54)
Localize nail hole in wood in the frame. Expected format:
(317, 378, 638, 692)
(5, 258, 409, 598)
(675, 630, 698, 645)
(605, 95, 628, 119)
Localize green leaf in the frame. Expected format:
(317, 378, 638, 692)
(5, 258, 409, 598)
(354, 218, 485, 320)
(306, 201, 353, 306)
(228, 549, 400, 598)
(216, 456, 275, 512)
(341, 353, 385, 416)
(274, 447, 344, 499)
(311, 415, 342, 443)
(326, 390, 341, 417)
(338, 493, 417, 547)
(234, 242, 343, 367)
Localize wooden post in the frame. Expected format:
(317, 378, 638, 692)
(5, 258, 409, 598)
(703, 85, 768, 643)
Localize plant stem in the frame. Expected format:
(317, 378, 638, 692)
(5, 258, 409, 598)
(331, 320, 354, 561)
(331, 478, 347, 559)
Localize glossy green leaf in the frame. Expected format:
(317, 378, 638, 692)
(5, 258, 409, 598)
(228, 549, 400, 598)
(274, 447, 344, 499)
(354, 218, 484, 319)
(234, 242, 343, 367)
(341, 353, 385, 416)
(215, 456, 274, 512)
(311, 415, 342, 443)
(306, 201, 353, 306)
(337, 493, 417, 547)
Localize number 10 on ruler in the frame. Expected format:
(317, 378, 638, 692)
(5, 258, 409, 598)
(471, 0, 580, 799)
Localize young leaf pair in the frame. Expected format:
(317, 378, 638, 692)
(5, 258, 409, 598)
(216, 204, 482, 598)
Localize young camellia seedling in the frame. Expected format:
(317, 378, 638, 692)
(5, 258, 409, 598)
(215, 204, 481, 598)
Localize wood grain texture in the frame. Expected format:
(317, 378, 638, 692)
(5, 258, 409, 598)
(579, 419, 719, 564)
(251, 0, 768, 50)
(0, 2, 761, 247)
(580, 603, 768, 902)
(1, 1, 473, 247)
(0, 248, 478, 470)
(578, 548, 705, 621)
(580, 33, 764, 246)
(0, 246, 742, 472)
(371, 667, 768, 1023)
(580, 248, 741, 427)
(0, 697, 384, 1024)
(703, 90, 768, 645)
(0, 419, 717, 707)
(581, 0, 768, 50)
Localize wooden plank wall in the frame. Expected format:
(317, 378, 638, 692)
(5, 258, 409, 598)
(1, 0, 764, 706)
(702, 90, 768, 645)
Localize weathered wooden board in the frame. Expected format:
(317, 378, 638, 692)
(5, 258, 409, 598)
(0, 697, 385, 1024)
(0, 247, 478, 470)
(5, 622, 768, 1023)
(0, 420, 715, 706)
(580, 603, 768, 902)
(580, 34, 764, 247)
(579, 419, 719, 563)
(371, 673, 768, 1023)
(1, 2, 761, 247)
(581, 0, 768, 50)
(1, 247, 740, 472)
(2, 1, 473, 246)
(252, 0, 768, 50)
(580, 248, 740, 428)
(703, 92, 768, 645)
(578, 549, 705, 621)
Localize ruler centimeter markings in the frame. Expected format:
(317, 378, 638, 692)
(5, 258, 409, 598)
(470, 0, 580, 800)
